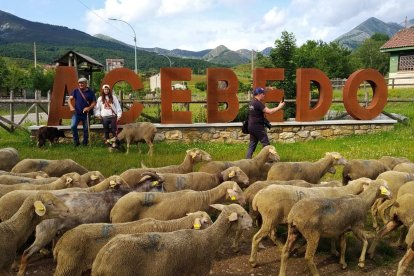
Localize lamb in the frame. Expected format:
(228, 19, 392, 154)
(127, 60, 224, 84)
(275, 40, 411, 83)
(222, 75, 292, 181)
(15, 172, 164, 276)
(0, 191, 68, 275)
(11, 158, 89, 177)
(397, 222, 414, 276)
(0, 147, 19, 171)
(37, 126, 66, 147)
(91, 204, 252, 276)
(160, 166, 249, 192)
(0, 170, 49, 179)
(120, 148, 212, 187)
(110, 181, 245, 223)
(198, 145, 280, 183)
(109, 122, 157, 155)
(393, 162, 414, 173)
(53, 211, 213, 276)
(342, 156, 410, 184)
(249, 177, 372, 267)
(0, 172, 86, 198)
(266, 152, 347, 183)
(278, 179, 391, 276)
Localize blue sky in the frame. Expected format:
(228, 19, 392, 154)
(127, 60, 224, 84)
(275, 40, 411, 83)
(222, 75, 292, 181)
(1, 0, 412, 51)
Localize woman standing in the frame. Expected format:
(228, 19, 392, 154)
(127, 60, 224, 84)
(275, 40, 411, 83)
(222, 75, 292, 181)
(245, 87, 285, 158)
(94, 84, 122, 140)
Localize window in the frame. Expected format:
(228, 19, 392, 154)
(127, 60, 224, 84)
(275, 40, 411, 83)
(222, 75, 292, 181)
(399, 54, 414, 71)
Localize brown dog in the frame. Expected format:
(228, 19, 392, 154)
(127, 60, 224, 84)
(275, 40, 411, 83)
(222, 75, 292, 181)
(37, 126, 66, 147)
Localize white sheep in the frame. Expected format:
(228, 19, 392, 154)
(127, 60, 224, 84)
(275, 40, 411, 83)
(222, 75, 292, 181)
(53, 211, 213, 276)
(249, 177, 371, 268)
(112, 122, 157, 155)
(0, 191, 68, 275)
(198, 145, 280, 183)
(110, 181, 245, 223)
(393, 162, 414, 173)
(0, 147, 19, 171)
(266, 152, 347, 183)
(279, 179, 391, 275)
(91, 204, 252, 276)
(121, 148, 212, 187)
(160, 166, 249, 192)
(11, 158, 89, 177)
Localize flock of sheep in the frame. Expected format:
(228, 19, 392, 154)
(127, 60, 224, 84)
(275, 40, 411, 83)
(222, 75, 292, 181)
(0, 145, 413, 276)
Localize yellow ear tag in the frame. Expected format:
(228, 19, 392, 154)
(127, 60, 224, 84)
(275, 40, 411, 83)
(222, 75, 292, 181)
(109, 180, 116, 188)
(231, 196, 236, 201)
(380, 186, 389, 195)
(34, 201, 46, 216)
(228, 171, 235, 178)
(194, 223, 201, 230)
(151, 181, 159, 187)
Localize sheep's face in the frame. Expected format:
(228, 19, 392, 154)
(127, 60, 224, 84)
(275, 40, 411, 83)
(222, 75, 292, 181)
(226, 182, 245, 206)
(189, 211, 213, 229)
(224, 167, 250, 187)
(327, 152, 347, 166)
(61, 172, 82, 188)
(187, 148, 212, 162)
(226, 204, 253, 230)
(266, 146, 280, 162)
(34, 193, 69, 219)
(87, 171, 105, 186)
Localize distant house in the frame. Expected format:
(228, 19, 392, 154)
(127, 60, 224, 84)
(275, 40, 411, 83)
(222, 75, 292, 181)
(380, 27, 414, 87)
(149, 73, 187, 92)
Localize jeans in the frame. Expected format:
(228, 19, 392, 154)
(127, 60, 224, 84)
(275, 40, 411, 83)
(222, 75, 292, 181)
(70, 113, 89, 145)
(102, 116, 117, 139)
(245, 126, 270, 158)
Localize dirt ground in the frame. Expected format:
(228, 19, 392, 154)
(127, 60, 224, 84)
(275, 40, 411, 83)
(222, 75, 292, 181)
(20, 227, 414, 276)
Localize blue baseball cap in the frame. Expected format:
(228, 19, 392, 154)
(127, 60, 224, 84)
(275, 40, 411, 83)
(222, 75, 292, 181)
(253, 87, 265, 95)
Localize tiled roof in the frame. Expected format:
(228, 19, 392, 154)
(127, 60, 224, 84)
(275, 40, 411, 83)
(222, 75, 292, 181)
(381, 27, 414, 50)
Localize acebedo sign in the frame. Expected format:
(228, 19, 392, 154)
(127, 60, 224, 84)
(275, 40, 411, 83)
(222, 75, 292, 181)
(47, 66, 387, 126)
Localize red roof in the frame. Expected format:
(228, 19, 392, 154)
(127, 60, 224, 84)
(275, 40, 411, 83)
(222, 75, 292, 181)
(381, 27, 414, 50)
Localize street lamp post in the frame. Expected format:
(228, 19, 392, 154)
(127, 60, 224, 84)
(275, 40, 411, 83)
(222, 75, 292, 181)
(158, 53, 172, 67)
(108, 18, 137, 74)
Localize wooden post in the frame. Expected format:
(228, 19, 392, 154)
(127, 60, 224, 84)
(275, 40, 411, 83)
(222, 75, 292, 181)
(35, 90, 40, 125)
(9, 90, 14, 132)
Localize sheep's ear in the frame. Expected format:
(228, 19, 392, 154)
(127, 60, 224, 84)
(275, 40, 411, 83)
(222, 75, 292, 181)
(232, 182, 239, 191)
(190, 151, 198, 159)
(90, 174, 99, 180)
(228, 171, 235, 178)
(66, 177, 73, 184)
(380, 186, 390, 196)
(186, 212, 193, 216)
(193, 218, 201, 230)
(109, 180, 117, 188)
(210, 204, 225, 211)
(34, 201, 46, 216)
(269, 147, 276, 154)
(228, 212, 238, 222)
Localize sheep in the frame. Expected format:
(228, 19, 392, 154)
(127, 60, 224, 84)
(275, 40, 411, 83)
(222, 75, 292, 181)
(109, 122, 157, 155)
(11, 158, 89, 177)
(397, 222, 414, 276)
(120, 148, 212, 187)
(0, 172, 86, 199)
(267, 152, 347, 183)
(393, 162, 414, 173)
(160, 166, 249, 192)
(342, 156, 410, 184)
(278, 179, 391, 276)
(110, 181, 245, 223)
(53, 211, 213, 276)
(0, 191, 69, 275)
(0, 170, 49, 179)
(79, 171, 106, 187)
(199, 145, 280, 183)
(249, 177, 372, 268)
(0, 175, 58, 185)
(91, 203, 252, 276)
(15, 173, 165, 276)
(0, 147, 19, 171)
(371, 171, 414, 228)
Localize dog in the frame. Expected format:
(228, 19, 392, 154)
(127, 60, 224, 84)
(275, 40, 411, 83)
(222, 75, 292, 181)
(37, 126, 66, 147)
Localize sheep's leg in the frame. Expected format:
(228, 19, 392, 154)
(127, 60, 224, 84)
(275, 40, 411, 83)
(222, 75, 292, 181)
(397, 248, 414, 276)
(279, 225, 299, 276)
(303, 233, 321, 276)
(339, 234, 347, 269)
(368, 220, 400, 259)
(249, 219, 274, 267)
(330, 238, 339, 257)
(393, 226, 408, 249)
(352, 227, 368, 268)
(126, 142, 130, 154)
(231, 229, 243, 252)
(146, 139, 154, 156)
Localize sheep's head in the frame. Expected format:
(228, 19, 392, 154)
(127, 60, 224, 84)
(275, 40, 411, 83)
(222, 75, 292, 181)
(34, 171, 49, 179)
(222, 166, 249, 187)
(349, 177, 372, 193)
(33, 191, 69, 219)
(224, 181, 245, 206)
(187, 148, 212, 162)
(61, 172, 83, 188)
(374, 179, 392, 200)
(86, 171, 105, 186)
(210, 203, 253, 230)
(326, 152, 347, 166)
(134, 172, 165, 192)
(187, 211, 213, 230)
(106, 176, 129, 190)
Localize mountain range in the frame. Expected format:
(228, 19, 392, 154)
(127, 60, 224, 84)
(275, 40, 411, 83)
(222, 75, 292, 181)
(0, 10, 412, 69)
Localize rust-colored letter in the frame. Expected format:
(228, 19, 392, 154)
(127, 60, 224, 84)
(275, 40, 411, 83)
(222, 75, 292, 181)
(253, 68, 285, 122)
(296, 68, 332, 121)
(101, 68, 144, 124)
(343, 69, 387, 120)
(47, 66, 77, 125)
(206, 68, 239, 123)
(160, 68, 192, 124)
